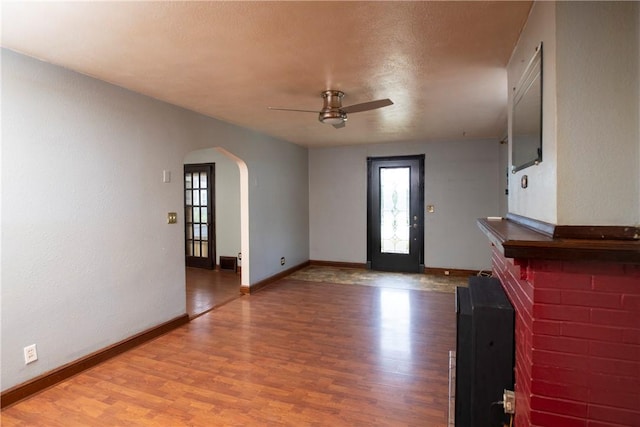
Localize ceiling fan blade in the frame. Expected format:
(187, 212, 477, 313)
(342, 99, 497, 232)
(267, 107, 319, 113)
(332, 121, 346, 129)
(342, 98, 393, 114)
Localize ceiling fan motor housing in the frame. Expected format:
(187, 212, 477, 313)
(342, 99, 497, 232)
(319, 90, 347, 124)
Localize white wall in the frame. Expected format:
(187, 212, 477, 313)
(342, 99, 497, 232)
(509, 1, 640, 226)
(1, 49, 309, 391)
(309, 139, 501, 271)
(184, 149, 241, 266)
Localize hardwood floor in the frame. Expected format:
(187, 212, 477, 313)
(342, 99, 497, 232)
(2, 277, 456, 426)
(186, 267, 242, 318)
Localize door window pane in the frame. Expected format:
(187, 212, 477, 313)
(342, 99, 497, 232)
(193, 207, 200, 223)
(194, 242, 201, 257)
(186, 240, 193, 256)
(380, 167, 410, 254)
(193, 224, 201, 239)
(200, 173, 207, 189)
(201, 224, 208, 240)
(185, 173, 192, 189)
(200, 189, 207, 206)
(185, 190, 192, 206)
(194, 173, 200, 189)
(193, 190, 200, 206)
(200, 207, 207, 223)
(201, 242, 208, 258)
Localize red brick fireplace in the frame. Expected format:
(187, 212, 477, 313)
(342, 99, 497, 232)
(478, 215, 640, 427)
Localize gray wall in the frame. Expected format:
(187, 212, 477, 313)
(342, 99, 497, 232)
(508, 1, 640, 225)
(1, 49, 309, 391)
(309, 139, 501, 271)
(555, 1, 639, 225)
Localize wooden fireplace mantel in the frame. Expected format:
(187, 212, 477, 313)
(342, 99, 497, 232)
(477, 213, 640, 264)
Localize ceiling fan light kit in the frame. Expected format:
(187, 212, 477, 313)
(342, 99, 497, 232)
(319, 90, 347, 126)
(320, 114, 347, 125)
(268, 89, 393, 129)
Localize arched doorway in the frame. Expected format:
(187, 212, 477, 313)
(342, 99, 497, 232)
(183, 147, 249, 317)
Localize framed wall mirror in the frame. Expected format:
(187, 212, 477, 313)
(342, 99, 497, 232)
(512, 43, 542, 173)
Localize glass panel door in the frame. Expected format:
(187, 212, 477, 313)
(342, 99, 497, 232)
(367, 155, 424, 273)
(184, 164, 215, 269)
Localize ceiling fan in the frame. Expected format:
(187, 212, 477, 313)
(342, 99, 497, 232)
(268, 90, 393, 129)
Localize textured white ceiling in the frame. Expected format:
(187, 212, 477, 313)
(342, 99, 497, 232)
(1, 1, 531, 147)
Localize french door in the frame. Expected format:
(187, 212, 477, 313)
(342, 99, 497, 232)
(184, 164, 215, 269)
(367, 155, 424, 273)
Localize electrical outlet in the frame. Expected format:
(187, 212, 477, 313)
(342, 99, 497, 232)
(503, 389, 515, 414)
(24, 344, 38, 365)
(280, 257, 285, 266)
(238, 252, 242, 260)
(444, 270, 450, 276)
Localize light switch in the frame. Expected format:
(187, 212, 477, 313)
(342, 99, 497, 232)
(167, 212, 177, 224)
(427, 205, 435, 213)
(163, 170, 171, 183)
